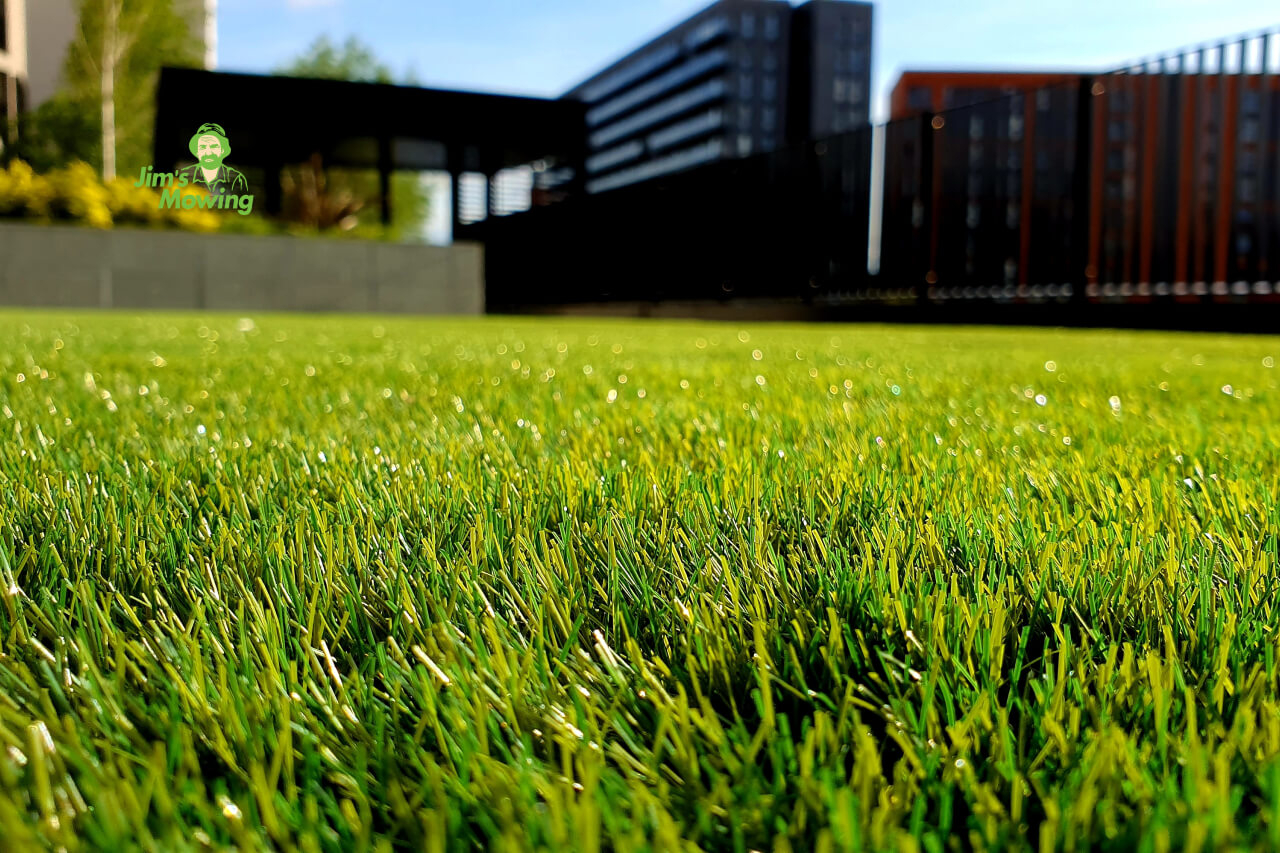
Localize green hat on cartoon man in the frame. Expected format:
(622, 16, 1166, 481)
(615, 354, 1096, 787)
(190, 122, 231, 170)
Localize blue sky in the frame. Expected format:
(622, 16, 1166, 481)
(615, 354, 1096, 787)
(218, 0, 1279, 122)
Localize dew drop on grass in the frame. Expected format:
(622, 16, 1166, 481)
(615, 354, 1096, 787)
(218, 796, 242, 821)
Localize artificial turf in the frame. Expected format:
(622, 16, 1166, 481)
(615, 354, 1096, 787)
(1, 311, 1278, 851)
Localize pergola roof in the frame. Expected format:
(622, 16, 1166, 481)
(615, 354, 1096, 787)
(154, 67, 586, 175)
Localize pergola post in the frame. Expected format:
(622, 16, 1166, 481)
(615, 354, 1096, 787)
(377, 135, 393, 227)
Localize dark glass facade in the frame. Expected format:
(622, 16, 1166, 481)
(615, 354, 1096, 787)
(565, 0, 872, 194)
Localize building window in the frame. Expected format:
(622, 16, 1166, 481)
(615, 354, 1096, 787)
(761, 75, 777, 100)
(1008, 114, 1023, 141)
(0, 0, 7, 52)
(834, 79, 846, 102)
(762, 106, 776, 131)
(740, 73, 753, 99)
(763, 14, 779, 41)
(739, 105, 753, 128)
(763, 53, 777, 72)
(908, 86, 932, 111)
(738, 134, 753, 156)
(1239, 177, 1257, 203)
(849, 49, 866, 70)
(741, 12, 755, 38)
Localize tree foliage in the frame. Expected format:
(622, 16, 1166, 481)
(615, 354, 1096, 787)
(61, 0, 203, 177)
(2, 95, 99, 172)
(276, 35, 398, 84)
(275, 36, 430, 242)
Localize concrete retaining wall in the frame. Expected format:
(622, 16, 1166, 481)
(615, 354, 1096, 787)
(0, 223, 484, 315)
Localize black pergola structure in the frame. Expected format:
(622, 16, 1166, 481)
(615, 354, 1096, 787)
(153, 67, 587, 228)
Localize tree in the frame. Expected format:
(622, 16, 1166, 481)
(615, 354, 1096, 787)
(275, 36, 430, 241)
(1, 95, 99, 172)
(64, 0, 201, 179)
(277, 35, 397, 84)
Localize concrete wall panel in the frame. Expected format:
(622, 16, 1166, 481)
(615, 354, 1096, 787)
(0, 223, 483, 316)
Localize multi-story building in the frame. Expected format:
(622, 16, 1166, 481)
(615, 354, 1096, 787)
(882, 71, 1086, 295)
(881, 61, 1280, 301)
(0, 0, 29, 143)
(889, 71, 1081, 121)
(563, 0, 872, 195)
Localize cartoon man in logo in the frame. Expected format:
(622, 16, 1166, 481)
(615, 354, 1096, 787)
(179, 123, 249, 196)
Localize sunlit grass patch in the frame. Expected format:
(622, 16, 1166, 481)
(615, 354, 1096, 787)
(1, 311, 1278, 851)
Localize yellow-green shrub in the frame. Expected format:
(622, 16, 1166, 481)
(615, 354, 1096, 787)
(0, 159, 219, 232)
(44, 161, 113, 228)
(103, 175, 166, 226)
(0, 160, 56, 218)
(150, 182, 220, 232)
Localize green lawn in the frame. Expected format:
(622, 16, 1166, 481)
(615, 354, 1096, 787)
(1, 311, 1279, 851)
